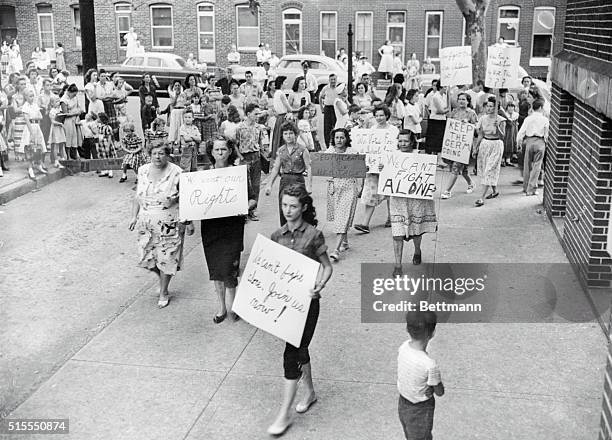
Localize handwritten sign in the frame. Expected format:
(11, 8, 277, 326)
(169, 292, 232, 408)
(311, 153, 367, 178)
(178, 165, 248, 221)
(351, 128, 398, 174)
(232, 234, 320, 347)
(440, 46, 473, 87)
(485, 46, 521, 89)
(441, 118, 475, 165)
(377, 152, 437, 200)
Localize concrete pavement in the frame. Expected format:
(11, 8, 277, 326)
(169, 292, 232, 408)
(1, 165, 607, 439)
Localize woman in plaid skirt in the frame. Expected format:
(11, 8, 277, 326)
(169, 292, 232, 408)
(97, 112, 118, 178)
(120, 122, 147, 183)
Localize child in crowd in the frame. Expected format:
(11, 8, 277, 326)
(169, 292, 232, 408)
(219, 105, 241, 141)
(48, 98, 66, 168)
(503, 102, 519, 167)
(345, 104, 363, 130)
(199, 93, 218, 148)
(79, 111, 98, 159)
(296, 106, 315, 152)
(190, 94, 206, 149)
(97, 112, 117, 178)
(216, 95, 231, 127)
(140, 94, 157, 133)
(397, 310, 444, 440)
(120, 122, 147, 183)
(179, 109, 201, 171)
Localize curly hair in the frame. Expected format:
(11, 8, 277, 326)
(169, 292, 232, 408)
(146, 141, 172, 157)
(373, 104, 391, 120)
(330, 128, 351, 149)
(206, 136, 238, 166)
(227, 105, 241, 123)
(281, 184, 318, 227)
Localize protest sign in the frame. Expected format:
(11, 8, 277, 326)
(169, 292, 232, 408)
(351, 128, 398, 174)
(377, 152, 437, 200)
(441, 118, 476, 165)
(485, 46, 521, 89)
(178, 165, 248, 221)
(233, 234, 320, 347)
(311, 152, 367, 178)
(440, 46, 472, 87)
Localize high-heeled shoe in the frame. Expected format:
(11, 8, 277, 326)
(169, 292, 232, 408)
(213, 312, 227, 324)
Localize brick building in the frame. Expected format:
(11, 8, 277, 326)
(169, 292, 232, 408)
(1, 0, 82, 73)
(90, 0, 563, 80)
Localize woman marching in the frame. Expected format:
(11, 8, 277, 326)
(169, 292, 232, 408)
(325, 128, 359, 262)
(201, 136, 254, 323)
(473, 96, 505, 207)
(264, 121, 312, 226)
(267, 183, 333, 436)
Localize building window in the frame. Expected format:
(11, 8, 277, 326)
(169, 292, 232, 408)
(387, 11, 406, 61)
(115, 3, 131, 52)
(36, 5, 55, 51)
(236, 5, 260, 50)
(498, 6, 520, 46)
(531, 7, 555, 64)
(462, 18, 471, 46)
(150, 5, 173, 49)
(197, 3, 215, 63)
(424, 11, 442, 60)
(355, 12, 373, 60)
(72, 6, 81, 49)
(320, 11, 337, 58)
(283, 8, 302, 55)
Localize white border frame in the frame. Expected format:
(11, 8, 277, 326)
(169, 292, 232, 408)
(115, 2, 132, 53)
(387, 10, 406, 62)
(355, 11, 373, 61)
(72, 6, 81, 49)
(197, 2, 216, 63)
(320, 11, 337, 58)
(282, 8, 302, 56)
(236, 4, 260, 51)
(150, 4, 174, 50)
(530, 6, 555, 66)
(424, 11, 443, 61)
(497, 6, 520, 46)
(37, 12, 55, 52)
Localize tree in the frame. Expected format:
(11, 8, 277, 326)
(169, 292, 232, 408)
(456, 0, 489, 85)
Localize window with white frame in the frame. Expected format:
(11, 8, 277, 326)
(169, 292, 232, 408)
(498, 6, 520, 46)
(355, 12, 373, 60)
(197, 3, 215, 62)
(387, 11, 406, 61)
(72, 6, 81, 49)
(320, 11, 337, 58)
(531, 7, 555, 63)
(115, 3, 131, 52)
(236, 5, 260, 50)
(36, 5, 55, 52)
(150, 5, 173, 49)
(283, 8, 302, 55)
(424, 11, 442, 60)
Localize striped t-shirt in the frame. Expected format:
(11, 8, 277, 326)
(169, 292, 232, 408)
(397, 340, 441, 403)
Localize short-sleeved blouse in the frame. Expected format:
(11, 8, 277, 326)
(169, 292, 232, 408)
(477, 114, 505, 138)
(136, 162, 183, 224)
(277, 144, 307, 174)
(449, 107, 478, 124)
(271, 222, 327, 262)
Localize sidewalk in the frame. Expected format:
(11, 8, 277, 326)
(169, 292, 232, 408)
(3, 166, 607, 440)
(0, 158, 66, 205)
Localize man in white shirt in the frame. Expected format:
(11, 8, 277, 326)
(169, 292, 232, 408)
(269, 52, 280, 69)
(262, 44, 272, 64)
(466, 80, 485, 114)
(255, 43, 265, 66)
(239, 70, 263, 105)
(301, 61, 318, 102)
(319, 74, 338, 147)
(516, 99, 549, 196)
(354, 55, 375, 82)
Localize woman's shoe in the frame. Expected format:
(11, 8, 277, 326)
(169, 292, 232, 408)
(119, 176, 127, 183)
(485, 192, 499, 199)
(267, 419, 293, 436)
(108, 171, 113, 178)
(295, 396, 317, 414)
(213, 312, 227, 324)
(230, 312, 240, 322)
(157, 296, 170, 309)
(28, 167, 36, 180)
(440, 191, 451, 199)
(392, 266, 403, 277)
(384, 219, 392, 228)
(339, 241, 349, 252)
(329, 250, 340, 262)
(412, 253, 422, 265)
(99, 171, 108, 177)
(466, 184, 474, 194)
(354, 224, 370, 233)
(474, 199, 484, 207)
(38, 165, 48, 174)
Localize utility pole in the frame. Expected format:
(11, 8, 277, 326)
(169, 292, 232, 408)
(347, 23, 353, 104)
(79, 0, 97, 77)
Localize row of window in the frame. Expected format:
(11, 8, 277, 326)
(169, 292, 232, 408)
(34, 3, 555, 66)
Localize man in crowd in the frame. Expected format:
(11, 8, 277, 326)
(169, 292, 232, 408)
(229, 81, 246, 119)
(256, 44, 266, 66)
(239, 70, 263, 105)
(302, 61, 318, 103)
(516, 99, 549, 196)
(355, 55, 375, 83)
(319, 73, 339, 147)
(215, 66, 236, 95)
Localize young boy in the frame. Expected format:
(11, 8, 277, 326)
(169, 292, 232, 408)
(397, 310, 444, 440)
(140, 94, 157, 133)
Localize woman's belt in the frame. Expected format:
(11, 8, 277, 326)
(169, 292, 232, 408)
(281, 172, 304, 176)
(484, 137, 500, 140)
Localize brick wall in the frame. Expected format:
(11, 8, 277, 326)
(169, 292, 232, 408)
(565, 0, 612, 62)
(544, 83, 574, 217)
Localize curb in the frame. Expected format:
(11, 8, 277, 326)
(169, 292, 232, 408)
(0, 168, 68, 205)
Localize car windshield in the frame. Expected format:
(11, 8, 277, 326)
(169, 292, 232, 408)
(334, 60, 345, 70)
(279, 60, 302, 69)
(175, 57, 186, 68)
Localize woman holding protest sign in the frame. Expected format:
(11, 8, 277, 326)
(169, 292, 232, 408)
(473, 96, 505, 207)
(267, 183, 333, 436)
(325, 128, 359, 262)
(379, 130, 437, 275)
(440, 92, 477, 199)
(353, 105, 396, 233)
(201, 136, 254, 323)
(128, 138, 195, 308)
(264, 121, 312, 226)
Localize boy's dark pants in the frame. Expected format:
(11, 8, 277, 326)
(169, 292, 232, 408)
(242, 151, 261, 210)
(398, 394, 435, 440)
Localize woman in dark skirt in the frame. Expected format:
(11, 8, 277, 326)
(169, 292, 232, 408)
(264, 121, 312, 225)
(271, 76, 293, 160)
(201, 136, 253, 324)
(424, 81, 448, 163)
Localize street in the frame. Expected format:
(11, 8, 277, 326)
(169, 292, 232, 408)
(0, 166, 606, 439)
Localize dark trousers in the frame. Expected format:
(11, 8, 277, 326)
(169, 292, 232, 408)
(242, 151, 261, 207)
(79, 137, 98, 160)
(283, 299, 319, 380)
(323, 105, 336, 148)
(67, 147, 78, 160)
(398, 394, 435, 440)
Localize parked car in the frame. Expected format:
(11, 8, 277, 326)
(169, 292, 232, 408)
(97, 52, 204, 94)
(268, 54, 348, 100)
